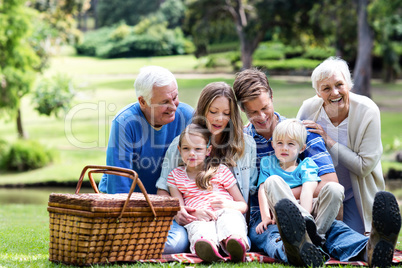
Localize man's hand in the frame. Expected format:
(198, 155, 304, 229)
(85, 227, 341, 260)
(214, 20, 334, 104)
(175, 206, 197, 225)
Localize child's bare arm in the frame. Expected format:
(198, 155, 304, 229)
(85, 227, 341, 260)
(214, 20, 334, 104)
(226, 185, 248, 214)
(256, 182, 275, 234)
(168, 186, 197, 224)
(300, 181, 318, 213)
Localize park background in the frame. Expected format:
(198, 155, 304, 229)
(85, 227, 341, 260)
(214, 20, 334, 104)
(1, 0, 402, 267)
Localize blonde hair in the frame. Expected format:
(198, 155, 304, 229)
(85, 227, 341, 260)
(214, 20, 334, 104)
(178, 123, 218, 190)
(192, 82, 244, 167)
(272, 119, 307, 149)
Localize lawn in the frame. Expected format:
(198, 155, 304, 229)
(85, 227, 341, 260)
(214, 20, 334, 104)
(0, 55, 402, 267)
(1, 203, 401, 268)
(1, 56, 402, 188)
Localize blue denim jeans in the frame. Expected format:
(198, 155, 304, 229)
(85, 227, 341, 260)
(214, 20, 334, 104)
(249, 210, 368, 263)
(325, 220, 368, 261)
(249, 210, 288, 262)
(163, 220, 190, 254)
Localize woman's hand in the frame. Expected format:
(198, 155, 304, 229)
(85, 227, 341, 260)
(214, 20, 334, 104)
(175, 206, 197, 225)
(191, 209, 217, 221)
(302, 120, 336, 149)
(255, 217, 275, 234)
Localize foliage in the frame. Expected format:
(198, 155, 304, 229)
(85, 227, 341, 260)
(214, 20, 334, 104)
(306, 0, 357, 61)
(27, 11, 60, 73)
(184, 0, 316, 68)
(0, 139, 8, 169)
(75, 22, 193, 58)
(253, 42, 286, 60)
(28, 0, 89, 47)
(302, 47, 336, 60)
(0, 0, 40, 118)
(158, 0, 187, 28)
(3, 140, 54, 172)
(253, 58, 321, 72)
(208, 41, 240, 54)
(95, 0, 161, 27)
(369, 0, 402, 82)
(32, 73, 75, 117)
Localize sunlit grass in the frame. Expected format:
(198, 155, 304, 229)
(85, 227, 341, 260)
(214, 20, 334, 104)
(1, 55, 402, 186)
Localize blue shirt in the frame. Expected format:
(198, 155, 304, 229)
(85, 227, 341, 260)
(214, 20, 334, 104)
(244, 112, 335, 210)
(258, 155, 321, 188)
(98, 102, 193, 194)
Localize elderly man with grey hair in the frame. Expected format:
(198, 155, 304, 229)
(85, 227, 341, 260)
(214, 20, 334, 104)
(99, 65, 193, 253)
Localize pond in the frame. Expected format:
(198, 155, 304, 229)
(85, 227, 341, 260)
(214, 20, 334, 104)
(0, 187, 97, 205)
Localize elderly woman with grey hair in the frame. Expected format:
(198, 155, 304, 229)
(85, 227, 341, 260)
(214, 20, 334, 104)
(297, 57, 384, 235)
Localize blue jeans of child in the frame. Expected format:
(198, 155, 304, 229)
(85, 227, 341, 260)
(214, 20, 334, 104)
(163, 220, 190, 254)
(249, 210, 369, 262)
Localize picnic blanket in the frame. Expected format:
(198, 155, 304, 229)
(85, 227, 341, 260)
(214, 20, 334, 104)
(139, 249, 402, 266)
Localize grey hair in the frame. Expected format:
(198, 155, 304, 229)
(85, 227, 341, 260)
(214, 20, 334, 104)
(311, 56, 354, 94)
(134, 66, 177, 104)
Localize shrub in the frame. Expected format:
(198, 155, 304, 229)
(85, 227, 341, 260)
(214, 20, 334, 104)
(302, 47, 335, 60)
(32, 73, 75, 117)
(0, 139, 9, 169)
(253, 42, 285, 60)
(75, 22, 193, 58)
(253, 58, 322, 71)
(3, 140, 54, 172)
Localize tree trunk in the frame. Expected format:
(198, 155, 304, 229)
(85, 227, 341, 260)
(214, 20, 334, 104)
(17, 108, 27, 139)
(240, 38, 254, 69)
(353, 0, 373, 98)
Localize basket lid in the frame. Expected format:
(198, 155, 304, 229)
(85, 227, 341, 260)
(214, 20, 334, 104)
(48, 192, 180, 213)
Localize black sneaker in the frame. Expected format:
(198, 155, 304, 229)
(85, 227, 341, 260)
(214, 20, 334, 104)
(368, 191, 401, 268)
(305, 216, 326, 247)
(274, 198, 325, 267)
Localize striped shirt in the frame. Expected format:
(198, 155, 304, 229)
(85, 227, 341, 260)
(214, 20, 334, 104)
(244, 112, 335, 210)
(167, 164, 237, 211)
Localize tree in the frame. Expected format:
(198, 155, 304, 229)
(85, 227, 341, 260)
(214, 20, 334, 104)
(369, 0, 402, 83)
(307, 0, 357, 60)
(185, 0, 314, 69)
(353, 0, 374, 97)
(28, 0, 90, 73)
(0, 0, 40, 139)
(95, 0, 161, 27)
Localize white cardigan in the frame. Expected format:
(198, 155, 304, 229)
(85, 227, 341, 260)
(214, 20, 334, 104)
(297, 92, 385, 232)
(155, 134, 258, 204)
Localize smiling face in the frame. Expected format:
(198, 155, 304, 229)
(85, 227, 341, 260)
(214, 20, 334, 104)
(273, 136, 305, 171)
(316, 71, 350, 122)
(179, 133, 211, 171)
(242, 92, 276, 140)
(205, 96, 231, 139)
(139, 81, 179, 127)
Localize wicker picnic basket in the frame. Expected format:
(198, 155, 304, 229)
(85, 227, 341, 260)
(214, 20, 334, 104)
(47, 165, 180, 266)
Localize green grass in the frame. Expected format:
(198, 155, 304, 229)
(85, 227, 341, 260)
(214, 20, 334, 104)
(46, 55, 200, 76)
(0, 203, 401, 268)
(1, 54, 402, 267)
(1, 55, 402, 185)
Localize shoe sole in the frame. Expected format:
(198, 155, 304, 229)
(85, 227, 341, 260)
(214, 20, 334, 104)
(371, 240, 394, 268)
(305, 216, 324, 247)
(371, 191, 402, 267)
(194, 240, 224, 262)
(275, 199, 324, 268)
(226, 238, 246, 262)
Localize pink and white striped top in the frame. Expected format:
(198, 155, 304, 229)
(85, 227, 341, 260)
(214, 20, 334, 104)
(167, 164, 237, 211)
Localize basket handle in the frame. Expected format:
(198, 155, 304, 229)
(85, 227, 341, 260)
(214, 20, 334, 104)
(75, 165, 157, 220)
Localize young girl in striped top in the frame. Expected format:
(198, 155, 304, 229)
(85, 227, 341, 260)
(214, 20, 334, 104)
(167, 123, 249, 262)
